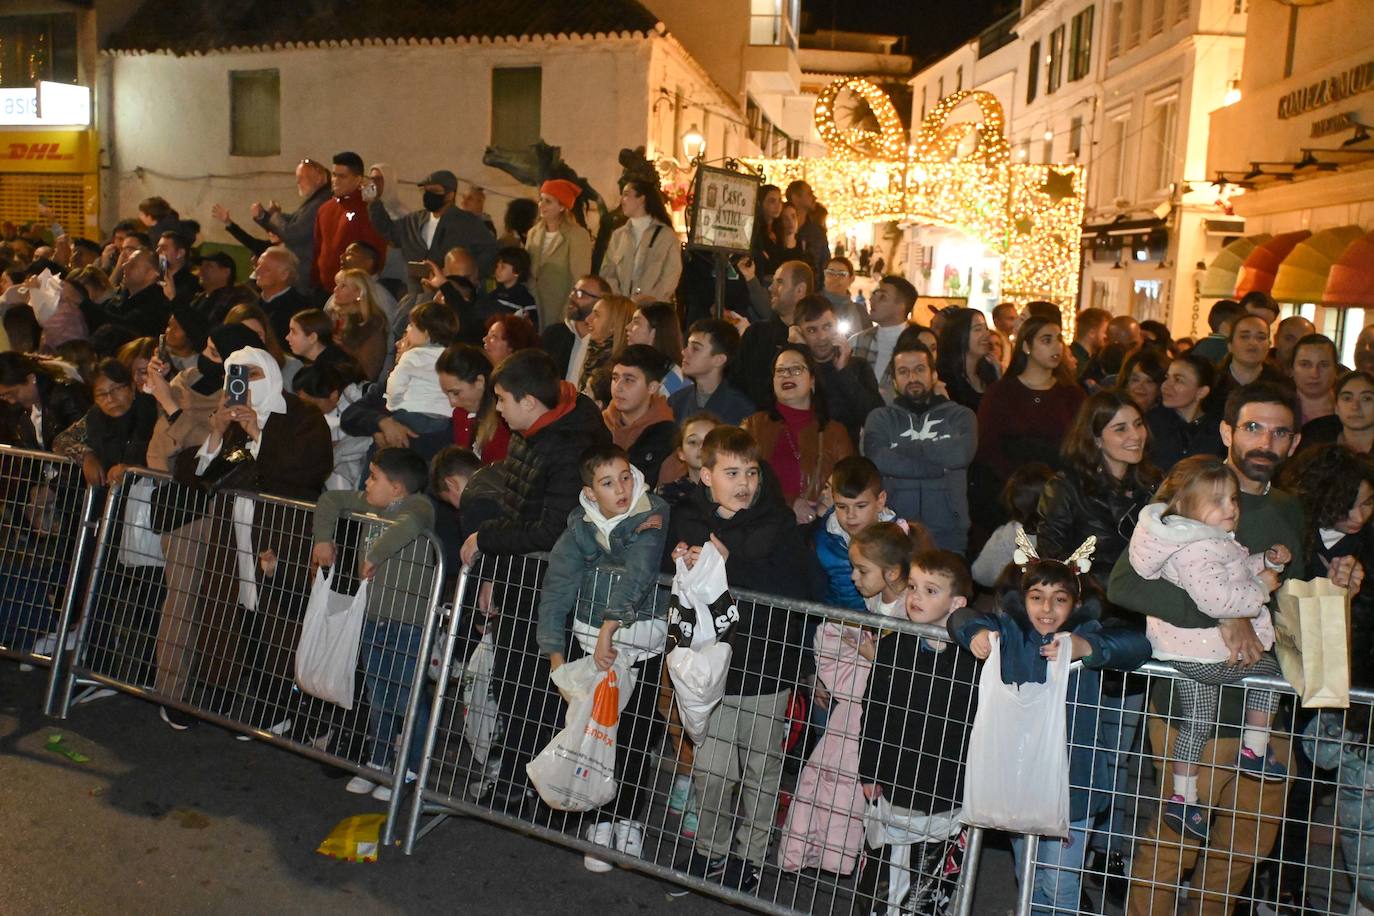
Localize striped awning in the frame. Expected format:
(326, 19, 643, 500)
(1200, 234, 1271, 298)
(1324, 229, 1374, 307)
(1235, 230, 1312, 297)
(1270, 225, 1366, 303)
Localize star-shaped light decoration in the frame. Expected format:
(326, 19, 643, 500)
(1040, 169, 1077, 202)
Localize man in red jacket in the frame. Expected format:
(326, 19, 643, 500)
(312, 151, 388, 294)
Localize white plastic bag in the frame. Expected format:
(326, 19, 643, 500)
(118, 477, 164, 568)
(295, 569, 369, 709)
(961, 634, 1071, 837)
(526, 655, 636, 811)
(666, 642, 732, 744)
(26, 269, 63, 324)
(461, 632, 500, 764)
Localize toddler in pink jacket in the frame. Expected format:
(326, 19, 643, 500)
(1127, 455, 1290, 840)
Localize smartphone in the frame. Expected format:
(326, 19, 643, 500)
(406, 260, 429, 279)
(158, 254, 170, 275)
(225, 364, 250, 406)
(157, 333, 171, 367)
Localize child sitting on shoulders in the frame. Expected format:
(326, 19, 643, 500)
(781, 521, 921, 876)
(857, 549, 979, 916)
(310, 447, 436, 802)
(949, 539, 1151, 914)
(971, 462, 1054, 589)
(536, 444, 671, 873)
(385, 300, 459, 437)
(1128, 455, 1289, 840)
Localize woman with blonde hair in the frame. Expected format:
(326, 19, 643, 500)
(577, 294, 636, 392)
(328, 267, 388, 382)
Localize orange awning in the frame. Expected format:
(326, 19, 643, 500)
(1324, 229, 1374, 307)
(1270, 225, 1366, 303)
(1235, 230, 1311, 297)
(1201, 234, 1270, 298)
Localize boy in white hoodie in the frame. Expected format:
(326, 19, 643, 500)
(536, 444, 671, 872)
(1128, 455, 1291, 840)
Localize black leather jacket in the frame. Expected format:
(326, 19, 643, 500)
(1036, 464, 1159, 626)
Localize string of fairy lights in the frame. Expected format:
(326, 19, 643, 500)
(745, 78, 1086, 334)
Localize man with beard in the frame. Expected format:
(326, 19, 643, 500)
(1108, 380, 1364, 914)
(861, 338, 976, 552)
(367, 168, 497, 295)
(541, 274, 612, 381)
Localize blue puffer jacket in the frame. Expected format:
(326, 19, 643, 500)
(812, 506, 898, 611)
(949, 592, 1152, 821)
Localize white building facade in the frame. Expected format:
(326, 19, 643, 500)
(906, 0, 1246, 334)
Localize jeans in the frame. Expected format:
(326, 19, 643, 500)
(361, 618, 430, 774)
(1090, 686, 1146, 856)
(1011, 815, 1093, 914)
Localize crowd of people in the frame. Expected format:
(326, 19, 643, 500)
(4, 153, 1374, 914)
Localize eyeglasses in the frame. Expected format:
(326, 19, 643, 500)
(823, 269, 851, 278)
(774, 364, 809, 378)
(570, 288, 599, 299)
(1236, 421, 1294, 441)
(93, 383, 129, 402)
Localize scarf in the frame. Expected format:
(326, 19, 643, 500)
(579, 463, 651, 551)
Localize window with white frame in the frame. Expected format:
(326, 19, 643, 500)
(1069, 7, 1094, 80)
(1150, 0, 1166, 35)
(1070, 115, 1083, 159)
(1107, 0, 1124, 58)
(1048, 26, 1066, 93)
(1102, 110, 1131, 201)
(1124, 0, 1143, 50)
(1147, 92, 1179, 194)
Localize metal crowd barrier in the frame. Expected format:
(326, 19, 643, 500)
(49, 469, 447, 846)
(404, 551, 1374, 916)
(406, 552, 986, 916)
(0, 445, 102, 712)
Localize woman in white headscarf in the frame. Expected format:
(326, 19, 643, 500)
(158, 345, 332, 732)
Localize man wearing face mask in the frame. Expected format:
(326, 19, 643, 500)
(251, 157, 331, 296)
(367, 168, 497, 296)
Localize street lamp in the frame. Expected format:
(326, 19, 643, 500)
(682, 124, 706, 161)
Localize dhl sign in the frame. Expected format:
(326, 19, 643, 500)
(0, 130, 98, 173)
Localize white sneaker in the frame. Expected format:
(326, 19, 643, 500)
(345, 775, 378, 795)
(467, 755, 503, 801)
(370, 770, 418, 802)
(613, 820, 644, 859)
(584, 821, 615, 873)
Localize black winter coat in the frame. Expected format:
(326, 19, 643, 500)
(1037, 465, 1159, 625)
(475, 386, 611, 556)
(625, 419, 677, 488)
(661, 480, 823, 696)
(1145, 405, 1225, 472)
(0, 371, 90, 450)
(860, 634, 978, 812)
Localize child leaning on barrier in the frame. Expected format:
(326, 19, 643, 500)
(813, 456, 908, 611)
(856, 549, 978, 916)
(781, 520, 922, 876)
(310, 447, 435, 802)
(948, 539, 1151, 915)
(1127, 455, 1289, 840)
(662, 425, 824, 895)
(535, 443, 671, 874)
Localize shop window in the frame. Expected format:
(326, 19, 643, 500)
(491, 67, 542, 149)
(229, 69, 280, 158)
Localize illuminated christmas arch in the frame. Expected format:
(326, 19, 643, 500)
(747, 79, 1086, 334)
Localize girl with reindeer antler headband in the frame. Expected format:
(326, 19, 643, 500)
(948, 527, 1152, 913)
